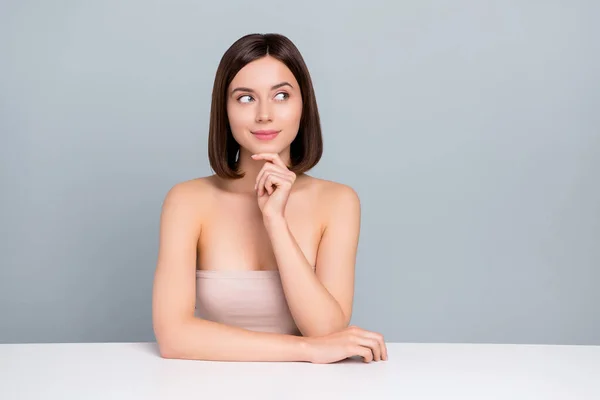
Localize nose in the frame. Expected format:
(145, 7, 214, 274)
(255, 103, 272, 123)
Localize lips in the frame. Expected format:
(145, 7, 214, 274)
(252, 130, 280, 140)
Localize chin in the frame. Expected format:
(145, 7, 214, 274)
(251, 145, 285, 155)
(249, 138, 293, 152)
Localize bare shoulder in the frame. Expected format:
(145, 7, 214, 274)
(160, 176, 218, 222)
(163, 176, 215, 199)
(304, 175, 359, 202)
(302, 175, 361, 218)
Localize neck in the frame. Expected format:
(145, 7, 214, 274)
(221, 147, 293, 194)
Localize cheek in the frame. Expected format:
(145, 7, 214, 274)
(227, 104, 252, 131)
(278, 101, 303, 127)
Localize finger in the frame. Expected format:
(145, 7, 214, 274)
(356, 337, 381, 361)
(380, 338, 388, 361)
(256, 166, 277, 196)
(370, 332, 387, 361)
(259, 172, 272, 196)
(256, 167, 267, 195)
(251, 153, 288, 170)
(353, 346, 374, 363)
(258, 171, 273, 196)
(361, 331, 387, 361)
(264, 174, 274, 195)
(255, 163, 271, 193)
(349, 326, 387, 361)
(262, 173, 291, 195)
(257, 171, 272, 196)
(255, 163, 287, 193)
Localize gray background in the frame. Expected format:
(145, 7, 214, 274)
(1, 1, 598, 345)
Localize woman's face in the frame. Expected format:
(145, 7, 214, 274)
(226, 56, 303, 157)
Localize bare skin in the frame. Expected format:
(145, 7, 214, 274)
(152, 55, 388, 363)
(196, 173, 321, 274)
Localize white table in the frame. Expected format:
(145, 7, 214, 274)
(1, 342, 599, 399)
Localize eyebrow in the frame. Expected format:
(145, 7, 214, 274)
(230, 81, 293, 96)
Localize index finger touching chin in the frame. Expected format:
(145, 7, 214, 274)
(251, 153, 288, 169)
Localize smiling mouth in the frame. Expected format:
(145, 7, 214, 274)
(252, 130, 280, 140)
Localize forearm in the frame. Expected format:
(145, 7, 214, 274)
(158, 317, 310, 362)
(265, 217, 348, 337)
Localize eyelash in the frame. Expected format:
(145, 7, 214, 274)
(237, 92, 289, 103)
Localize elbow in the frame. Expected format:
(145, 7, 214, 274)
(157, 336, 183, 359)
(155, 323, 187, 359)
(155, 318, 209, 360)
(154, 314, 196, 359)
(158, 342, 180, 359)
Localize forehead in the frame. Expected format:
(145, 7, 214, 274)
(229, 56, 298, 89)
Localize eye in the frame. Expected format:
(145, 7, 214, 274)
(237, 95, 254, 103)
(274, 92, 289, 101)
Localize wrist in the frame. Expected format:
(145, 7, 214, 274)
(297, 336, 314, 363)
(262, 214, 287, 229)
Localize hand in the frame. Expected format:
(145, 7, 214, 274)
(303, 325, 388, 364)
(251, 153, 296, 219)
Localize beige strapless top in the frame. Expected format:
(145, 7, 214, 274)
(195, 270, 301, 336)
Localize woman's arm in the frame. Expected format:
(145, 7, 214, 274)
(263, 183, 361, 337)
(152, 182, 309, 361)
(157, 318, 308, 361)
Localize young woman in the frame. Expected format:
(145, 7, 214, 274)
(152, 33, 388, 364)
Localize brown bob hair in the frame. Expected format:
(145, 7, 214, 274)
(208, 33, 323, 179)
